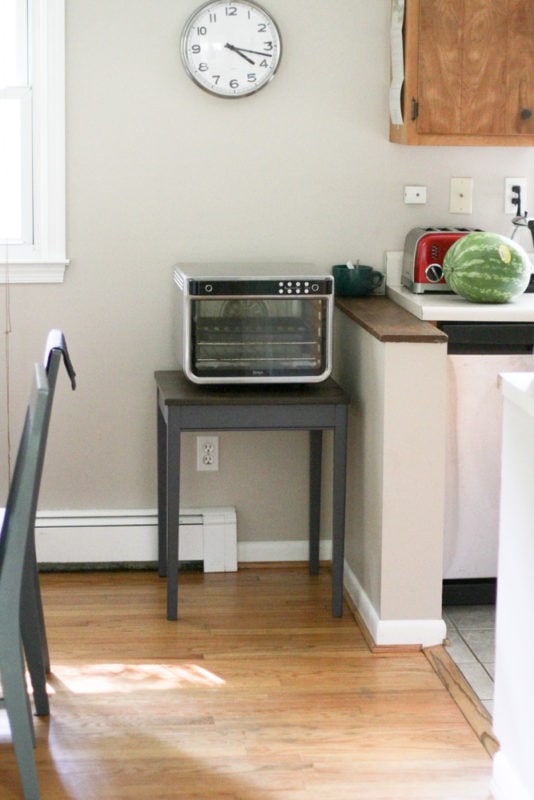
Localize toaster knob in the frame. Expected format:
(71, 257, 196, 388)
(425, 263, 443, 283)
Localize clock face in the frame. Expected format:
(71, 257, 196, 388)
(181, 1, 282, 98)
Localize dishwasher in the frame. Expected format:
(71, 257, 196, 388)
(438, 321, 534, 603)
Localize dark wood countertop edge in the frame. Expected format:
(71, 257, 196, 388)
(335, 296, 448, 343)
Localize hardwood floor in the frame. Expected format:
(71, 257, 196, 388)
(0, 568, 493, 799)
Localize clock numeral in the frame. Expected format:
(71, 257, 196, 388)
(229, 78, 239, 89)
(212, 75, 221, 84)
(259, 59, 269, 68)
(257, 23, 267, 32)
(198, 62, 208, 72)
(196, 25, 207, 35)
(226, 5, 237, 15)
(209, 12, 217, 22)
(264, 41, 273, 51)
(247, 73, 256, 83)
(191, 44, 201, 54)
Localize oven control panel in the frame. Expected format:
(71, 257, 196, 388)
(190, 278, 333, 296)
(276, 280, 324, 295)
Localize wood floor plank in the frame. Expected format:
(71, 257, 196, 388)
(0, 568, 493, 799)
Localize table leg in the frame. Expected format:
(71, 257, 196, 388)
(309, 430, 322, 575)
(331, 407, 348, 617)
(157, 396, 167, 577)
(166, 410, 181, 620)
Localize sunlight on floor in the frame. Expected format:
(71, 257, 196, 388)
(51, 662, 226, 694)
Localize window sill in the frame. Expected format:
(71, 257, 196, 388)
(0, 260, 68, 284)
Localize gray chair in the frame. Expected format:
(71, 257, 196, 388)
(0, 364, 52, 799)
(21, 330, 76, 680)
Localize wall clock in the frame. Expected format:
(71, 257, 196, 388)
(181, 0, 282, 98)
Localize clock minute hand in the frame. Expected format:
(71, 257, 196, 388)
(224, 43, 255, 65)
(231, 47, 273, 58)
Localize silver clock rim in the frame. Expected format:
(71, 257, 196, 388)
(180, 0, 282, 98)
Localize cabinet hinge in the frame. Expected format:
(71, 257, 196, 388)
(411, 97, 419, 121)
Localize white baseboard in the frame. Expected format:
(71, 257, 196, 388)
(343, 560, 446, 648)
(34, 507, 332, 570)
(238, 539, 332, 563)
(35, 508, 445, 646)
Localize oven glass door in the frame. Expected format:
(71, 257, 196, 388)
(189, 295, 330, 380)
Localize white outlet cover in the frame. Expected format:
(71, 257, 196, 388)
(196, 435, 219, 471)
(449, 177, 473, 214)
(404, 185, 427, 204)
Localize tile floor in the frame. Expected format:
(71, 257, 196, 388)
(443, 604, 496, 715)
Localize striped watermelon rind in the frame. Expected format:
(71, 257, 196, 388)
(443, 232, 531, 303)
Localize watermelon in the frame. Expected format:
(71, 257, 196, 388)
(443, 231, 531, 303)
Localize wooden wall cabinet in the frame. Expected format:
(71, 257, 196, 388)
(390, 0, 534, 146)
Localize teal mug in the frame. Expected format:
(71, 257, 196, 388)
(332, 263, 384, 297)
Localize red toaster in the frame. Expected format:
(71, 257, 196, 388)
(401, 227, 481, 293)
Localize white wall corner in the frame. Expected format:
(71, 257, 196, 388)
(343, 560, 446, 648)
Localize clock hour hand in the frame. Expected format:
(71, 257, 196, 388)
(224, 43, 255, 65)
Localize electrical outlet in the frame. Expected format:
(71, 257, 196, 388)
(504, 177, 527, 215)
(196, 436, 219, 471)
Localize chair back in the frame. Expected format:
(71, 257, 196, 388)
(43, 328, 76, 392)
(0, 365, 51, 613)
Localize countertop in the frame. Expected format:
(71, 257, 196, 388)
(387, 284, 534, 322)
(335, 296, 447, 343)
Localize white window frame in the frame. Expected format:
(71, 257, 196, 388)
(0, 0, 67, 284)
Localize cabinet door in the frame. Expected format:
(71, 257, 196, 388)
(390, 0, 534, 145)
(505, 0, 534, 135)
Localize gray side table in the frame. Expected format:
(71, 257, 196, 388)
(155, 371, 349, 620)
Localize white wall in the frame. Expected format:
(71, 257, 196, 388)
(1, 1, 533, 546)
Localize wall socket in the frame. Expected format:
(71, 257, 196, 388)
(504, 177, 527, 215)
(196, 435, 219, 471)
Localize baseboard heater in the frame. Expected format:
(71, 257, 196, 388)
(35, 507, 237, 573)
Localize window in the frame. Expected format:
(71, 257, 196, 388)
(0, 0, 66, 283)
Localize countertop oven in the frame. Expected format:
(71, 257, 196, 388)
(174, 263, 333, 384)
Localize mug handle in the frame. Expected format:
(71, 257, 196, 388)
(371, 270, 384, 288)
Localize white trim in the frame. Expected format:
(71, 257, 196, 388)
(33, 0, 66, 265)
(491, 752, 533, 800)
(33, 507, 445, 649)
(237, 539, 332, 563)
(0, 0, 67, 281)
(0, 260, 67, 282)
(343, 559, 446, 648)
(34, 508, 332, 567)
(33, 508, 447, 646)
